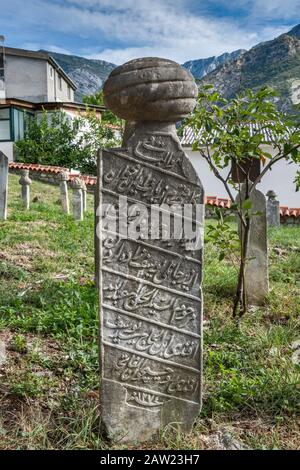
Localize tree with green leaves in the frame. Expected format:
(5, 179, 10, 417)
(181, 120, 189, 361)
(16, 109, 120, 175)
(83, 90, 123, 128)
(187, 86, 300, 316)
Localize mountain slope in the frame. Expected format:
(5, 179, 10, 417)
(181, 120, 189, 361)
(45, 49, 245, 101)
(201, 25, 300, 111)
(289, 23, 300, 38)
(182, 49, 245, 79)
(42, 51, 116, 101)
(43, 23, 300, 110)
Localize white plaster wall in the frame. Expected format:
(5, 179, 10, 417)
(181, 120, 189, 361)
(46, 63, 56, 102)
(185, 147, 300, 207)
(54, 69, 75, 102)
(5, 56, 48, 102)
(0, 142, 14, 161)
(6, 56, 75, 103)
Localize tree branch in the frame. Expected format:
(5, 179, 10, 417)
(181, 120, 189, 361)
(250, 143, 300, 193)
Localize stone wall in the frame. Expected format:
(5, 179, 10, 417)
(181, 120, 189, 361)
(9, 168, 61, 186)
(205, 204, 300, 225)
(281, 215, 300, 226)
(9, 165, 96, 194)
(8, 163, 300, 224)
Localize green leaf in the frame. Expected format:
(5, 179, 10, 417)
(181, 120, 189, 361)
(242, 199, 252, 210)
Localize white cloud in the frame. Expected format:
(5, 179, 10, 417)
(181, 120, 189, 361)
(21, 42, 72, 55)
(0, 0, 297, 64)
(248, 0, 300, 21)
(44, 45, 73, 55)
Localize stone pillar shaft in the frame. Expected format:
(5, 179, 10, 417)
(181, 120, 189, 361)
(266, 190, 280, 228)
(19, 170, 32, 210)
(60, 181, 70, 214)
(0, 151, 8, 220)
(72, 178, 84, 221)
(58, 172, 70, 214)
(21, 185, 30, 210)
(82, 183, 87, 212)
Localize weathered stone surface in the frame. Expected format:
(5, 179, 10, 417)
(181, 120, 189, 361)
(266, 190, 280, 228)
(98, 58, 204, 443)
(291, 339, 300, 365)
(71, 177, 84, 221)
(103, 58, 198, 122)
(203, 427, 249, 450)
(237, 186, 269, 306)
(19, 169, 32, 210)
(95, 154, 101, 283)
(0, 340, 6, 366)
(97, 117, 204, 441)
(81, 180, 87, 212)
(0, 151, 8, 220)
(59, 171, 70, 214)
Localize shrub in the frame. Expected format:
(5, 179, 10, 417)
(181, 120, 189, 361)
(16, 109, 120, 175)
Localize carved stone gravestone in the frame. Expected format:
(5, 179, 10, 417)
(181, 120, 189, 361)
(59, 171, 70, 214)
(19, 169, 32, 210)
(266, 190, 280, 228)
(237, 186, 269, 306)
(0, 151, 8, 220)
(71, 178, 84, 221)
(96, 58, 204, 443)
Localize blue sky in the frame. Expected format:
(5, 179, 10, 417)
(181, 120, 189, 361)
(0, 0, 299, 64)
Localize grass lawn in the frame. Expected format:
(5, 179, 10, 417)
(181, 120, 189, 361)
(0, 173, 299, 450)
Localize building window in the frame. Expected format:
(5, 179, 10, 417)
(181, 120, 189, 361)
(49, 66, 54, 79)
(0, 107, 11, 141)
(68, 85, 71, 100)
(58, 75, 62, 91)
(13, 108, 27, 141)
(0, 107, 34, 142)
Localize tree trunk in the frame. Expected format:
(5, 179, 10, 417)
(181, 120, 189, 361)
(233, 216, 251, 316)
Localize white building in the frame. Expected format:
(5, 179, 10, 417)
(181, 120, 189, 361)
(0, 44, 103, 161)
(4, 47, 76, 103)
(181, 126, 300, 207)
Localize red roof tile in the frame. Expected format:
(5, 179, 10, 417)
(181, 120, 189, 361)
(9, 162, 69, 174)
(205, 196, 219, 205)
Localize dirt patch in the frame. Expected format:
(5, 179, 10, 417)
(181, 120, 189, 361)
(0, 242, 57, 272)
(0, 329, 66, 401)
(0, 328, 94, 450)
(26, 221, 59, 230)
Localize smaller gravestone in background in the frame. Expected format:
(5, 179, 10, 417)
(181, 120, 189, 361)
(236, 186, 269, 306)
(71, 178, 84, 221)
(19, 169, 32, 210)
(0, 151, 8, 220)
(81, 180, 87, 212)
(59, 171, 70, 214)
(266, 190, 280, 228)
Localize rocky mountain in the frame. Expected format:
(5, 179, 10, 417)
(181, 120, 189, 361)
(43, 24, 300, 111)
(289, 23, 300, 39)
(182, 49, 245, 79)
(201, 24, 300, 112)
(41, 50, 116, 101)
(45, 49, 245, 102)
